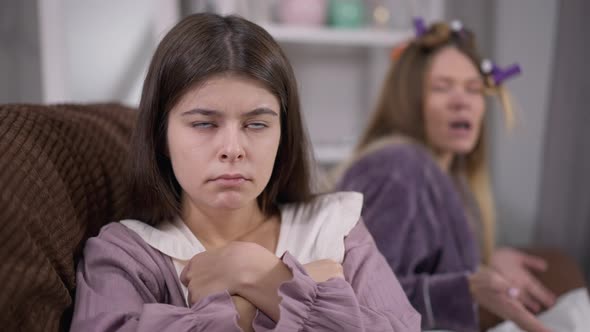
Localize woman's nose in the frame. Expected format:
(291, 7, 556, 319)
(218, 128, 245, 162)
(448, 89, 470, 111)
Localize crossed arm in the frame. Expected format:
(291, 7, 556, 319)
(70, 221, 419, 331)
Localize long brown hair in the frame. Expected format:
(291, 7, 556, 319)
(127, 13, 313, 225)
(355, 22, 515, 263)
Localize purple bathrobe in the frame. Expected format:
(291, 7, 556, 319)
(70, 220, 420, 331)
(336, 142, 480, 332)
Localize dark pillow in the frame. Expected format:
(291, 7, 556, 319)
(0, 103, 136, 331)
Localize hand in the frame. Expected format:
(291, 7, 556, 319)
(303, 259, 345, 282)
(232, 296, 256, 332)
(468, 267, 551, 332)
(181, 241, 292, 322)
(180, 241, 264, 306)
(490, 247, 556, 313)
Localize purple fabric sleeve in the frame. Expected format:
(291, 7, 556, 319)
(71, 213, 420, 331)
(336, 143, 479, 332)
(252, 220, 421, 332)
(70, 224, 242, 332)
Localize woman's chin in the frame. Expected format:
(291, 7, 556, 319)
(450, 141, 478, 155)
(452, 148, 474, 155)
(211, 193, 251, 210)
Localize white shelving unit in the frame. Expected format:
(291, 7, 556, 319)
(260, 24, 412, 47)
(313, 142, 356, 164)
(259, 24, 413, 164)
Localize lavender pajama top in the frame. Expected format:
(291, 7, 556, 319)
(70, 192, 420, 331)
(336, 139, 481, 332)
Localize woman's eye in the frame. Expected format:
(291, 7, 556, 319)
(191, 122, 216, 128)
(431, 85, 450, 92)
(246, 122, 267, 129)
(467, 86, 484, 94)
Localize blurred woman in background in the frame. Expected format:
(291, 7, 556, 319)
(335, 19, 561, 332)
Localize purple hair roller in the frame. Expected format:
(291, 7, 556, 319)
(413, 17, 426, 37)
(493, 63, 522, 85)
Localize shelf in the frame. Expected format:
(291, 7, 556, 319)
(313, 143, 355, 164)
(260, 24, 412, 47)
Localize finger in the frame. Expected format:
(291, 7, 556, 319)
(518, 289, 542, 313)
(187, 281, 205, 307)
(522, 254, 548, 272)
(188, 292, 200, 307)
(526, 277, 556, 308)
(507, 300, 551, 332)
(187, 289, 194, 306)
(180, 260, 191, 286)
(490, 271, 511, 293)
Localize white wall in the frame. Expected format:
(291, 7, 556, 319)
(489, 0, 559, 246)
(282, 44, 370, 149)
(0, 0, 43, 103)
(61, 0, 157, 105)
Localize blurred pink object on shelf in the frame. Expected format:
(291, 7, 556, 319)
(277, 0, 328, 26)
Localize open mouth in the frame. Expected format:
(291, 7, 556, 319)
(450, 120, 472, 130)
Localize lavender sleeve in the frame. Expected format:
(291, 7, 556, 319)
(253, 220, 421, 332)
(336, 144, 479, 332)
(70, 223, 241, 332)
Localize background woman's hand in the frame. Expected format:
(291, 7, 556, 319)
(490, 247, 556, 313)
(303, 259, 344, 282)
(469, 267, 551, 332)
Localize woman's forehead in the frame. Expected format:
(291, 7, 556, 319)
(428, 47, 480, 79)
(172, 75, 280, 115)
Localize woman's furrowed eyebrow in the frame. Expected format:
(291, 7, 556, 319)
(242, 107, 279, 117)
(431, 75, 483, 84)
(180, 107, 278, 117)
(180, 108, 221, 117)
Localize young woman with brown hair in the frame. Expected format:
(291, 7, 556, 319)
(70, 13, 419, 332)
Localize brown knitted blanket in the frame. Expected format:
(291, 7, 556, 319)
(0, 104, 136, 331)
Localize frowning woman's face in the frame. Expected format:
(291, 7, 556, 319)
(166, 74, 281, 213)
